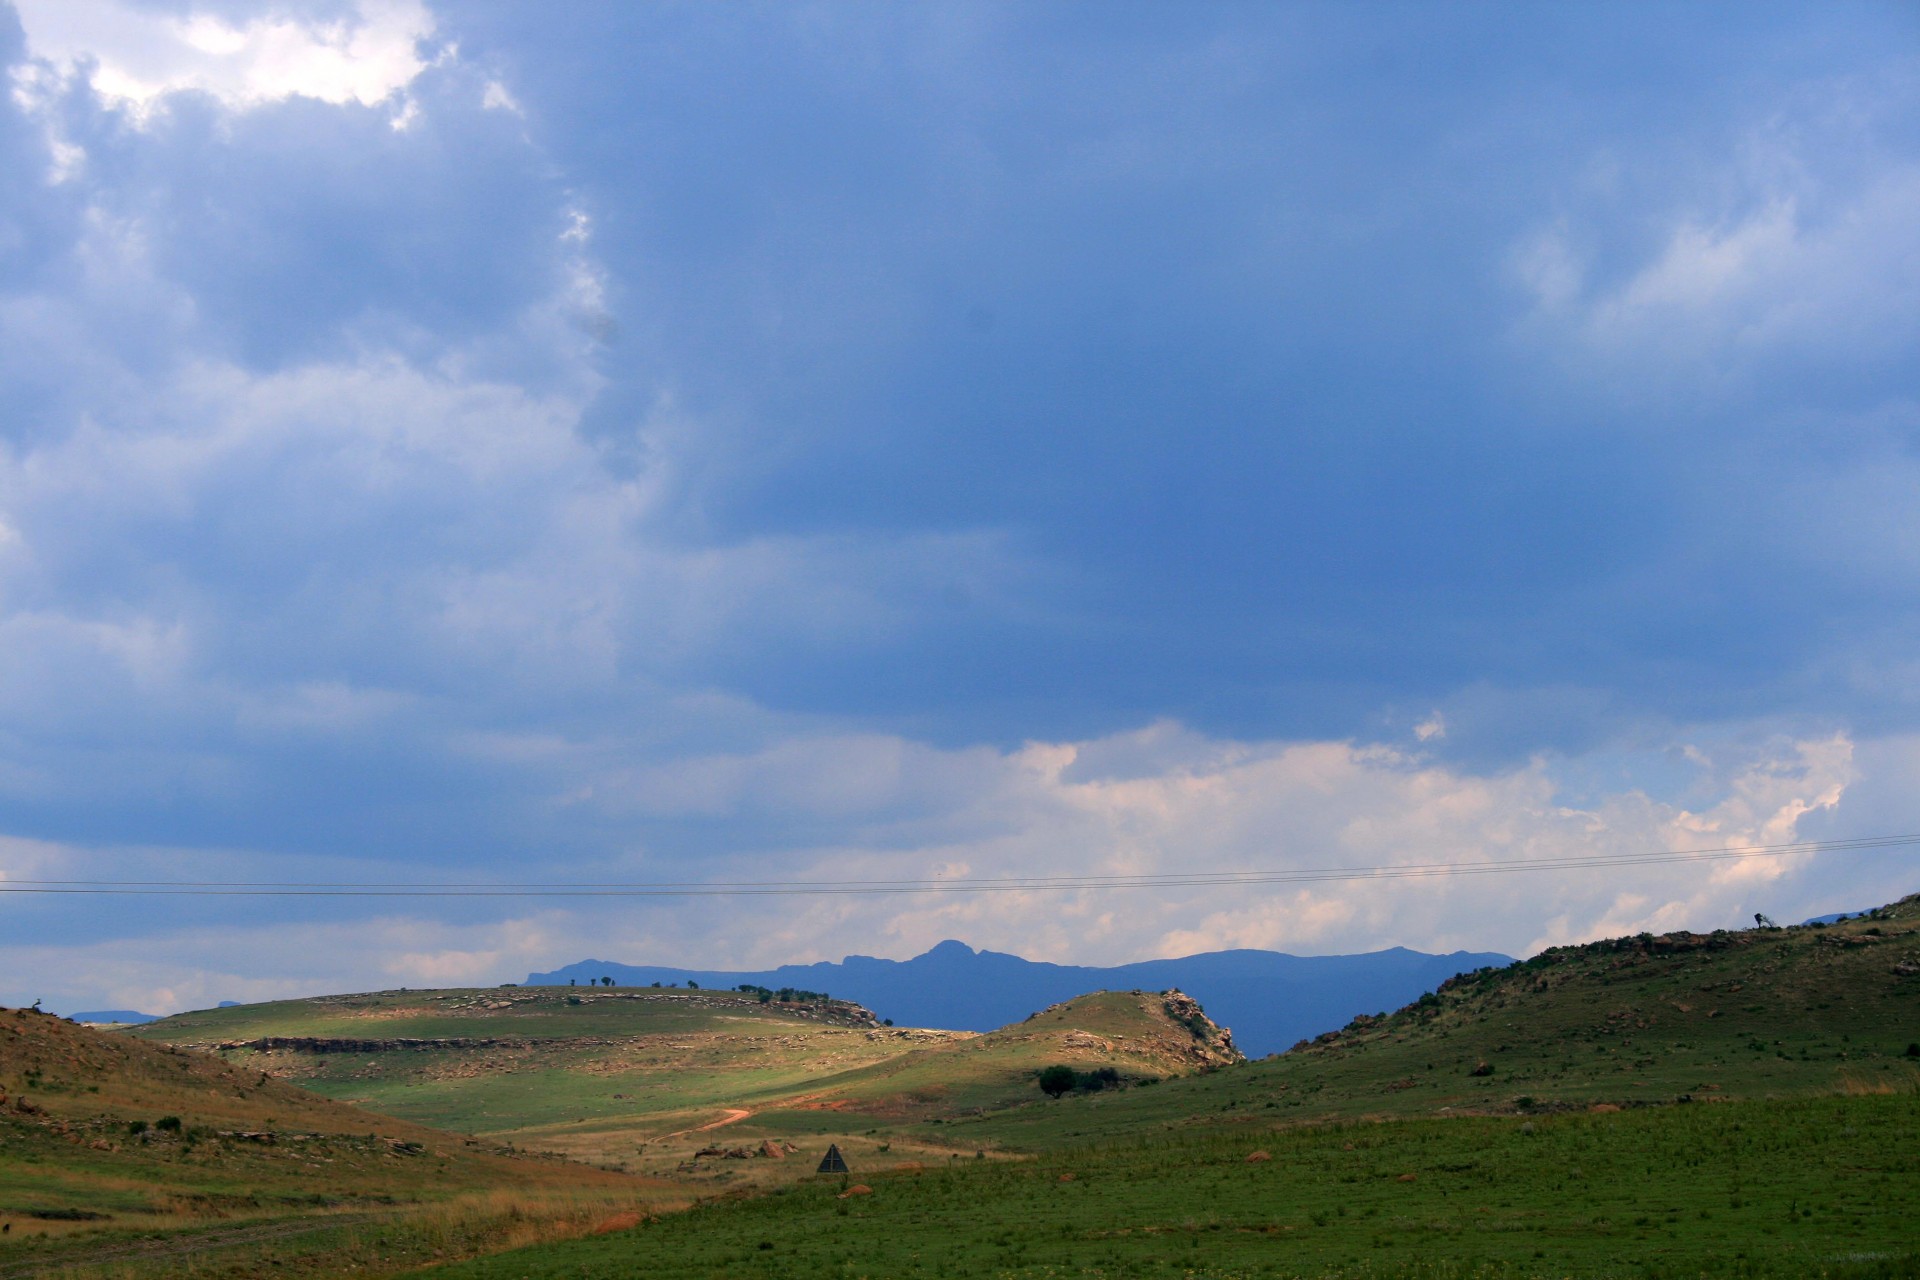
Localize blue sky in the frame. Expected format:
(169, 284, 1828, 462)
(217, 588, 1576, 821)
(2, 0, 1918, 1014)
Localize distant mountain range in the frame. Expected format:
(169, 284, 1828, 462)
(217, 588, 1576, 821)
(529, 940, 1512, 1057)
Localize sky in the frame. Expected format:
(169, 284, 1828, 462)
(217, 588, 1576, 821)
(2, 0, 1919, 1016)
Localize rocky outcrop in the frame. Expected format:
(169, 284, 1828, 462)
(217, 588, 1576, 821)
(1161, 989, 1243, 1064)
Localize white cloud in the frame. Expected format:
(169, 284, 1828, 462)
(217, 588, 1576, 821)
(482, 722, 1870, 967)
(1511, 83, 1920, 394)
(2, 721, 1902, 1015)
(12, 0, 435, 119)
(481, 79, 521, 116)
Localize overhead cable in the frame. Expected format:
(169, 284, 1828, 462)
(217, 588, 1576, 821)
(0, 833, 1910, 897)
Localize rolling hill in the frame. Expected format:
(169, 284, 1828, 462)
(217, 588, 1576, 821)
(0, 1004, 663, 1278)
(129, 983, 1242, 1188)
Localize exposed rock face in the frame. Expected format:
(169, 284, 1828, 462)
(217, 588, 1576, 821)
(1160, 989, 1243, 1065)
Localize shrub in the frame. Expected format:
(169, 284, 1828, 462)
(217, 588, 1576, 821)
(155, 1116, 182, 1133)
(1038, 1065, 1122, 1096)
(126, 1119, 148, 1135)
(1037, 1066, 1078, 1098)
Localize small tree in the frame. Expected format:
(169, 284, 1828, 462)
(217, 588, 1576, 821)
(601, 976, 613, 987)
(1037, 1065, 1077, 1098)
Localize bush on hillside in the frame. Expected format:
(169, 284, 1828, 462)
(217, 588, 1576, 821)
(1037, 1065, 1077, 1097)
(1037, 1065, 1122, 1097)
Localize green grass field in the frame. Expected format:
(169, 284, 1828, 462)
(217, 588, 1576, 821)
(424, 1094, 1920, 1280)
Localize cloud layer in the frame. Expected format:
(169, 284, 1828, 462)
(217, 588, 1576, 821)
(1, 1, 1917, 1013)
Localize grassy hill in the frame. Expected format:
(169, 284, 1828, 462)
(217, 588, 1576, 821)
(131, 984, 1241, 1190)
(129, 986, 914, 1142)
(0, 1006, 667, 1278)
(944, 891, 1920, 1151)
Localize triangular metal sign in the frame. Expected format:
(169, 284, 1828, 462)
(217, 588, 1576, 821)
(816, 1143, 849, 1174)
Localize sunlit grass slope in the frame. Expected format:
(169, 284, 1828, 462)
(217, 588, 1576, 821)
(0, 1004, 666, 1278)
(131, 987, 938, 1147)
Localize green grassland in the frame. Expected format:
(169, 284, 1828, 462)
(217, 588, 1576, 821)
(425, 1094, 1920, 1280)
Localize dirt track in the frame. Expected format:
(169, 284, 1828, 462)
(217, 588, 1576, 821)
(657, 1107, 752, 1142)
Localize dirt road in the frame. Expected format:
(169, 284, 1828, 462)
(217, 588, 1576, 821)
(656, 1107, 752, 1143)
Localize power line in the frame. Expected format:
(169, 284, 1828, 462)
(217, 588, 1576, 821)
(0, 833, 1911, 898)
